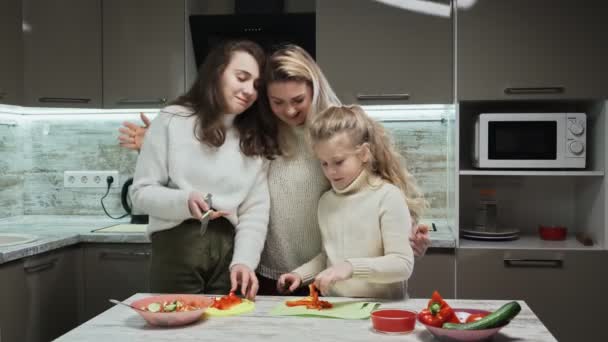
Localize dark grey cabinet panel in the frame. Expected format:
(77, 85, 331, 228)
(457, 0, 608, 100)
(24, 246, 82, 342)
(103, 0, 185, 108)
(82, 244, 151, 321)
(0, 0, 23, 105)
(0, 260, 29, 342)
(457, 249, 608, 341)
(408, 249, 455, 298)
(22, 0, 102, 107)
(317, 0, 453, 104)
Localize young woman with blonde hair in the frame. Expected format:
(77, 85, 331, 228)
(119, 44, 431, 297)
(278, 105, 426, 298)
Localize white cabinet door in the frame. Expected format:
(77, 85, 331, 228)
(103, 0, 185, 108)
(317, 0, 453, 104)
(0, 0, 23, 105)
(457, 0, 608, 100)
(23, 0, 102, 107)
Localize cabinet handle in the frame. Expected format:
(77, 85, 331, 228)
(24, 258, 58, 274)
(117, 98, 167, 105)
(504, 87, 565, 95)
(100, 251, 151, 259)
(503, 258, 563, 268)
(38, 97, 92, 104)
(356, 93, 410, 101)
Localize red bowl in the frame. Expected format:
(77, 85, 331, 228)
(539, 225, 567, 240)
(371, 309, 416, 334)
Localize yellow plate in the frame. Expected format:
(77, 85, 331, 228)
(205, 298, 255, 317)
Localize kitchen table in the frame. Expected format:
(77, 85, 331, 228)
(55, 294, 556, 341)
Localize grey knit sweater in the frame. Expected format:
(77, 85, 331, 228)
(257, 127, 330, 279)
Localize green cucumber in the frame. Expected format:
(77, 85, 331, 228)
(147, 302, 161, 313)
(442, 301, 521, 330)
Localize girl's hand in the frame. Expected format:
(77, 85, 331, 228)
(188, 192, 229, 220)
(118, 112, 151, 151)
(277, 273, 302, 294)
(410, 224, 431, 257)
(313, 261, 353, 296)
(230, 264, 258, 300)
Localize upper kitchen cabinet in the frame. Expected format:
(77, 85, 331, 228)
(103, 0, 185, 108)
(457, 0, 608, 101)
(317, 0, 454, 104)
(0, 0, 23, 105)
(22, 0, 102, 107)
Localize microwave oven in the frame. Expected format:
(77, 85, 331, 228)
(473, 113, 586, 169)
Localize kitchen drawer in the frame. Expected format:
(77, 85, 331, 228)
(457, 249, 608, 341)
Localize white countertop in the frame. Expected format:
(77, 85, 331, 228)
(55, 294, 556, 341)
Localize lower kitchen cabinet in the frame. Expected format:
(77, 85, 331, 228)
(0, 259, 29, 342)
(82, 243, 151, 321)
(457, 249, 608, 341)
(0, 246, 81, 342)
(408, 248, 455, 299)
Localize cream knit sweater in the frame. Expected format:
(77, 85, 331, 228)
(293, 170, 415, 299)
(257, 127, 330, 279)
(131, 105, 270, 271)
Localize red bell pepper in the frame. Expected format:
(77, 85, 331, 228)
(417, 291, 460, 327)
(211, 291, 242, 310)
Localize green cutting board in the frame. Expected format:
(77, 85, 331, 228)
(270, 300, 380, 319)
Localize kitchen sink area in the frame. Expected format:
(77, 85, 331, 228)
(0, 233, 38, 247)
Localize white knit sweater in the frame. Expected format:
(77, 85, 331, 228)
(293, 170, 415, 299)
(131, 105, 270, 271)
(257, 127, 330, 279)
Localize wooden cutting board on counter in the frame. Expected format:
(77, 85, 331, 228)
(92, 224, 147, 233)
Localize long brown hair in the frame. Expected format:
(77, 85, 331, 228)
(259, 44, 341, 156)
(172, 40, 280, 159)
(308, 105, 427, 224)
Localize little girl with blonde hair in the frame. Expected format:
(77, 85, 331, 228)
(278, 105, 427, 299)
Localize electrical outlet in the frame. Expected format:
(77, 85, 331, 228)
(63, 170, 120, 188)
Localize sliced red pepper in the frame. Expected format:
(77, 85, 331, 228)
(285, 284, 332, 310)
(211, 291, 242, 310)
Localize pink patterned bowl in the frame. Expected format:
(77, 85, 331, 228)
(418, 309, 507, 341)
(130, 294, 214, 327)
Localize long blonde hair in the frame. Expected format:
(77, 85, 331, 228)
(261, 45, 341, 155)
(308, 105, 427, 223)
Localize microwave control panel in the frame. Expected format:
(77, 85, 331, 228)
(566, 114, 586, 157)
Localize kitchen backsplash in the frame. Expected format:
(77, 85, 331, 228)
(0, 104, 452, 220)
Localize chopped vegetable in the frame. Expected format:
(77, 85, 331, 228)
(140, 299, 201, 313)
(211, 292, 243, 310)
(285, 284, 333, 310)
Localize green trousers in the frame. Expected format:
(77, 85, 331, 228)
(149, 218, 234, 294)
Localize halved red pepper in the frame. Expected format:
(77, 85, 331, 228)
(417, 291, 460, 327)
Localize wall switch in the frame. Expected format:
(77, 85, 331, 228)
(63, 170, 120, 188)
